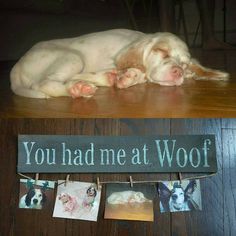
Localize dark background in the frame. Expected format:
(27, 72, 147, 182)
(0, 0, 236, 61)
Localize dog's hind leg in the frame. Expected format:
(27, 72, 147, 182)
(12, 87, 51, 98)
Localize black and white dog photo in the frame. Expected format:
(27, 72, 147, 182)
(19, 179, 55, 210)
(158, 179, 202, 213)
(19, 187, 47, 209)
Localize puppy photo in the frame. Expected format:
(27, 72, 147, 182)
(158, 179, 202, 213)
(105, 183, 155, 221)
(10, 29, 229, 99)
(58, 192, 79, 215)
(19, 179, 55, 210)
(53, 181, 101, 221)
(82, 186, 97, 208)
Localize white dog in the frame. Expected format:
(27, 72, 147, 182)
(107, 190, 151, 205)
(10, 29, 229, 99)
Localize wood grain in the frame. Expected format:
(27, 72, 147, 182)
(170, 119, 224, 236)
(1, 118, 236, 236)
(222, 129, 236, 236)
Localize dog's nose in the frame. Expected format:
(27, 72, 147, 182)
(33, 199, 38, 204)
(171, 66, 183, 80)
(172, 194, 178, 201)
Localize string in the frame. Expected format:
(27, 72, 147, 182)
(18, 172, 216, 185)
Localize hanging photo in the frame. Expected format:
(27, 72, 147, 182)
(19, 179, 55, 210)
(53, 181, 101, 221)
(104, 183, 155, 221)
(158, 179, 202, 213)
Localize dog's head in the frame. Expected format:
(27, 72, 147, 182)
(86, 186, 97, 198)
(116, 32, 190, 86)
(159, 180, 197, 211)
(58, 192, 72, 204)
(169, 183, 186, 210)
(25, 188, 46, 209)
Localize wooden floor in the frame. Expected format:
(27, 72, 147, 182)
(0, 49, 236, 118)
(0, 118, 236, 236)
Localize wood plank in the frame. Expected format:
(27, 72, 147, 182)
(170, 119, 224, 236)
(221, 118, 236, 129)
(0, 118, 172, 236)
(222, 128, 236, 235)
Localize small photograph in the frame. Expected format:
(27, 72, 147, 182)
(19, 179, 55, 210)
(104, 183, 155, 222)
(53, 181, 101, 221)
(158, 179, 202, 213)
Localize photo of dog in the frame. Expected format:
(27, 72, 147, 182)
(158, 179, 202, 213)
(82, 186, 97, 208)
(19, 188, 46, 209)
(104, 183, 155, 221)
(53, 181, 101, 221)
(107, 190, 152, 205)
(58, 192, 79, 215)
(19, 179, 55, 210)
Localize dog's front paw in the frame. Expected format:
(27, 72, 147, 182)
(116, 68, 146, 89)
(69, 82, 97, 98)
(105, 69, 118, 86)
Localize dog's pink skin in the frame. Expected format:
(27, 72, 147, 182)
(167, 66, 183, 83)
(106, 70, 118, 86)
(69, 82, 97, 98)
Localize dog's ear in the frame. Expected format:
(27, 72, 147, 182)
(41, 192, 47, 205)
(151, 41, 170, 58)
(184, 180, 197, 196)
(115, 39, 149, 72)
(187, 60, 229, 81)
(25, 188, 35, 206)
(158, 182, 171, 199)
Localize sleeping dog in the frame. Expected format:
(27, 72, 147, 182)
(158, 180, 200, 212)
(107, 190, 152, 205)
(10, 29, 229, 99)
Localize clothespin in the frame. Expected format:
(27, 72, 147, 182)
(129, 176, 134, 188)
(96, 177, 102, 190)
(65, 174, 70, 186)
(35, 173, 39, 185)
(178, 172, 182, 184)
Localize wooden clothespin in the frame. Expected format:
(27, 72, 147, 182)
(129, 176, 134, 188)
(65, 174, 70, 186)
(178, 172, 182, 184)
(96, 177, 102, 190)
(35, 173, 39, 185)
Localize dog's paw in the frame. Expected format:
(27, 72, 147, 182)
(69, 82, 97, 98)
(105, 69, 118, 86)
(116, 68, 146, 89)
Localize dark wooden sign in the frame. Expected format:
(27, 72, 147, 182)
(17, 135, 217, 173)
